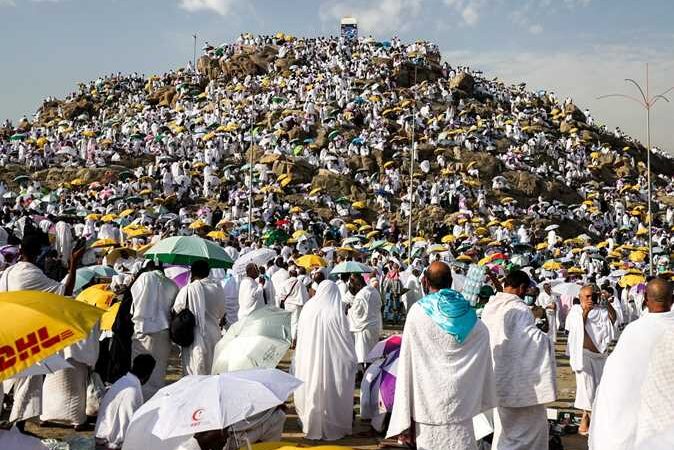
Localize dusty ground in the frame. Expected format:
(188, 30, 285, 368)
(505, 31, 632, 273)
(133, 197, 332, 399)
(16, 330, 588, 449)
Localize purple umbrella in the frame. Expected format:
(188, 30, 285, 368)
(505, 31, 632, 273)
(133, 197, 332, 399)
(164, 265, 190, 288)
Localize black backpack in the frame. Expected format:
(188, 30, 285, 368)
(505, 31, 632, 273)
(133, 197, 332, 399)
(170, 293, 195, 347)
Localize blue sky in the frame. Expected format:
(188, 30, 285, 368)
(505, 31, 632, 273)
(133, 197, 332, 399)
(2, 0, 674, 150)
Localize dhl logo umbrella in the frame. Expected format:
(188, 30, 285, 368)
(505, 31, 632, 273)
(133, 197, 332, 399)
(0, 290, 104, 381)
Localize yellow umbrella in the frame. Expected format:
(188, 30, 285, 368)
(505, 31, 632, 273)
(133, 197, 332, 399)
(352, 201, 366, 210)
(568, 267, 584, 275)
(383, 161, 395, 169)
(335, 246, 359, 256)
(358, 225, 372, 233)
(295, 254, 327, 269)
(189, 220, 208, 230)
(138, 188, 153, 196)
(289, 206, 302, 214)
(292, 229, 308, 239)
(100, 302, 121, 331)
(0, 291, 104, 381)
(237, 442, 356, 450)
(428, 244, 447, 253)
(475, 227, 488, 237)
(77, 284, 116, 310)
(85, 213, 102, 221)
(441, 234, 456, 244)
(309, 187, 322, 196)
(70, 178, 86, 187)
(126, 227, 152, 238)
(478, 256, 491, 266)
(353, 219, 368, 226)
(91, 238, 118, 249)
(206, 230, 228, 240)
(596, 241, 608, 249)
(536, 242, 549, 251)
(366, 230, 380, 239)
(119, 209, 135, 218)
(456, 254, 473, 263)
(629, 250, 647, 263)
(487, 220, 500, 227)
(345, 223, 357, 232)
(542, 260, 561, 270)
(280, 176, 293, 188)
(619, 274, 646, 288)
(105, 247, 137, 265)
(101, 214, 117, 223)
(216, 219, 235, 229)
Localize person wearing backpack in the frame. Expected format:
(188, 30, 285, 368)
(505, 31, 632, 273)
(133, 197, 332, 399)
(173, 260, 227, 375)
(129, 260, 178, 399)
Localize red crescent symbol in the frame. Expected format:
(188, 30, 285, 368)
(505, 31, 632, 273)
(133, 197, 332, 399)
(192, 408, 204, 421)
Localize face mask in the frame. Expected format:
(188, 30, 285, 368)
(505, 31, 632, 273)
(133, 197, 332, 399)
(523, 295, 535, 306)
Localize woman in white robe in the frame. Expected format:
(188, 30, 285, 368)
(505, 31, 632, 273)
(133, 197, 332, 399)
(293, 280, 357, 441)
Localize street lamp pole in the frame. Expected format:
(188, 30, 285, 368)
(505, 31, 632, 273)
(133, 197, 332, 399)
(248, 122, 254, 237)
(597, 63, 674, 275)
(407, 64, 418, 262)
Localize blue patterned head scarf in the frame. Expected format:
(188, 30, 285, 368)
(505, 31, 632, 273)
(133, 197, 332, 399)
(417, 288, 477, 343)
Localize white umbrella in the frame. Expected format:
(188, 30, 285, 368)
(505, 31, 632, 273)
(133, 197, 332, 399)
(211, 307, 291, 374)
(0, 426, 48, 450)
(544, 224, 559, 231)
(126, 369, 301, 442)
(232, 248, 277, 276)
(552, 282, 582, 298)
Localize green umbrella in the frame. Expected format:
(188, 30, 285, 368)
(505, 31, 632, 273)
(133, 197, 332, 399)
(126, 196, 144, 204)
(9, 133, 26, 141)
(145, 236, 233, 268)
(118, 171, 134, 181)
(13, 175, 30, 183)
(330, 261, 373, 275)
(328, 130, 341, 141)
(369, 239, 388, 250)
(74, 265, 117, 293)
(264, 229, 289, 246)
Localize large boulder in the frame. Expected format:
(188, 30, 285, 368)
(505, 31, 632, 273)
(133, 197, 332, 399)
(271, 157, 315, 185)
(147, 86, 177, 107)
(395, 61, 443, 88)
(61, 97, 95, 121)
(197, 55, 222, 80)
(450, 72, 475, 93)
(311, 169, 363, 198)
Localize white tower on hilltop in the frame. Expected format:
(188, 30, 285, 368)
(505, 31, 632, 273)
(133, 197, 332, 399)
(340, 17, 358, 41)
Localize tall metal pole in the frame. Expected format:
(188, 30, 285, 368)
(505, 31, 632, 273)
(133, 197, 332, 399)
(597, 63, 674, 276)
(645, 64, 653, 275)
(193, 34, 197, 70)
(407, 64, 418, 262)
(248, 122, 254, 237)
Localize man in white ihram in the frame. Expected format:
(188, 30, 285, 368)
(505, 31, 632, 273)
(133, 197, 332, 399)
(237, 263, 265, 321)
(565, 284, 616, 434)
(94, 354, 156, 449)
(275, 266, 308, 343)
(129, 261, 179, 399)
(346, 273, 383, 368)
(590, 278, 674, 450)
(173, 260, 226, 375)
(481, 270, 557, 450)
(387, 261, 496, 449)
(537, 282, 560, 343)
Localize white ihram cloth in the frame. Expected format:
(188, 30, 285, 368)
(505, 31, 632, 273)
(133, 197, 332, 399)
(41, 325, 100, 425)
(564, 305, 613, 411)
(130, 270, 178, 399)
(348, 285, 383, 364)
(387, 303, 496, 450)
(481, 292, 557, 450)
(276, 276, 309, 340)
(173, 279, 227, 375)
(54, 221, 74, 266)
(0, 261, 65, 422)
(221, 275, 239, 327)
(237, 276, 264, 321)
(589, 311, 674, 450)
(293, 280, 357, 440)
(536, 291, 559, 343)
(95, 373, 144, 449)
(634, 327, 674, 450)
(401, 274, 422, 311)
(270, 268, 289, 306)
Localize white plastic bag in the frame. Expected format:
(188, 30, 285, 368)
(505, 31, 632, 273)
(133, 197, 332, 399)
(85, 372, 106, 417)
